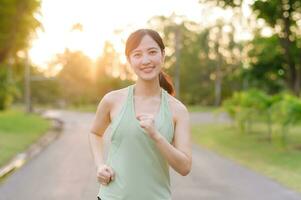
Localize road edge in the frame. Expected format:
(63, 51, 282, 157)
(0, 111, 63, 179)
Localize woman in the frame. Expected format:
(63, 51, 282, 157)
(89, 29, 191, 200)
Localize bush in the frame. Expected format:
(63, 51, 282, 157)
(223, 89, 301, 145)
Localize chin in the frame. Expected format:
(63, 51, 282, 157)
(138, 73, 158, 81)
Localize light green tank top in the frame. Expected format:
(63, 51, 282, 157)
(98, 84, 174, 200)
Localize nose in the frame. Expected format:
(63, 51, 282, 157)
(141, 54, 151, 65)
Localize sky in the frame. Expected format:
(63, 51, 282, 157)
(28, 0, 253, 71)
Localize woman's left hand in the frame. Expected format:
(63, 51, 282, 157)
(136, 114, 160, 140)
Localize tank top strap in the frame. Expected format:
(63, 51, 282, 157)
(162, 89, 172, 117)
(109, 85, 133, 135)
(161, 89, 175, 134)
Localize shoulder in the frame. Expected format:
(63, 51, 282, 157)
(98, 86, 129, 108)
(166, 93, 189, 121)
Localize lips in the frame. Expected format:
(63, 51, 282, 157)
(141, 67, 154, 73)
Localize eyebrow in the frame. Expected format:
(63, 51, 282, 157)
(131, 47, 159, 53)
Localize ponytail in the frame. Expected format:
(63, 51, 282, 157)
(159, 71, 176, 97)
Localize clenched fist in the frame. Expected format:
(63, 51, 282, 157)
(97, 164, 115, 186)
(136, 114, 160, 141)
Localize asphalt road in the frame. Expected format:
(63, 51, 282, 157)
(0, 110, 300, 200)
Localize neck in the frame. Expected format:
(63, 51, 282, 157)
(134, 78, 161, 97)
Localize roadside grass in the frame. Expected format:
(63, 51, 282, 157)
(192, 122, 301, 192)
(0, 109, 50, 167)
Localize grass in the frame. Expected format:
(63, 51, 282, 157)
(192, 122, 301, 192)
(0, 109, 51, 167)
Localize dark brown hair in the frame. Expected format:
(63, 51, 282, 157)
(125, 29, 175, 96)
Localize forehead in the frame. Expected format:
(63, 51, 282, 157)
(131, 35, 160, 52)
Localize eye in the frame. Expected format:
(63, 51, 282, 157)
(132, 53, 141, 58)
(149, 50, 157, 55)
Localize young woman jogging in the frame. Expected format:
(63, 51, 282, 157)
(89, 28, 192, 200)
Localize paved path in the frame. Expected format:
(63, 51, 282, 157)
(0, 110, 301, 200)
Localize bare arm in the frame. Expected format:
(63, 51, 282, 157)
(89, 94, 111, 168)
(154, 105, 192, 176)
(137, 103, 192, 176)
(89, 93, 115, 185)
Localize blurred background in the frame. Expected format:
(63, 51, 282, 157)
(1, 0, 300, 110)
(1, 0, 301, 198)
(2, 0, 295, 110)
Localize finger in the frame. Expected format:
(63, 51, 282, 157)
(98, 175, 110, 185)
(100, 181, 108, 186)
(98, 173, 111, 184)
(98, 170, 111, 178)
(97, 176, 107, 184)
(98, 174, 110, 182)
(106, 167, 115, 180)
(138, 120, 147, 128)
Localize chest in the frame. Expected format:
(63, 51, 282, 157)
(109, 93, 176, 127)
(133, 97, 161, 117)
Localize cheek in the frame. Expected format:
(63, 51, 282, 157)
(154, 55, 164, 64)
(154, 60, 162, 69)
(129, 59, 139, 68)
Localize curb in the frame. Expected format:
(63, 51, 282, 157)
(0, 111, 64, 179)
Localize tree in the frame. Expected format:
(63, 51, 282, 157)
(200, 0, 301, 95)
(0, 0, 41, 110)
(244, 33, 286, 93)
(0, 0, 41, 63)
(147, 14, 243, 105)
(55, 50, 95, 105)
(94, 41, 131, 100)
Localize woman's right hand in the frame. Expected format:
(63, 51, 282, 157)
(97, 164, 115, 186)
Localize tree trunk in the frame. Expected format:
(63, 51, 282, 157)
(279, 0, 299, 96)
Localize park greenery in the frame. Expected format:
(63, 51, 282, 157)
(223, 89, 301, 146)
(0, 0, 40, 110)
(0, 0, 301, 191)
(192, 123, 301, 192)
(0, 0, 300, 110)
(0, 108, 50, 167)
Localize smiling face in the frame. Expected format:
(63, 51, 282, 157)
(128, 35, 165, 81)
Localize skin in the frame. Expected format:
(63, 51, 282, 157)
(89, 34, 192, 187)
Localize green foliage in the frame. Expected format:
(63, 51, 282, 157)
(203, 0, 301, 95)
(272, 94, 301, 144)
(223, 89, 271, 133)
(244, 34, 286, 93)
(0, 66, 18, 110)
(0, 0, 41, 63)
(0, 0, 41, 110)
(148, 15, 243, 105)
(31, 78, 61, 105)
(55, 50, 96, 106)
(223, 89, 301, 145)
